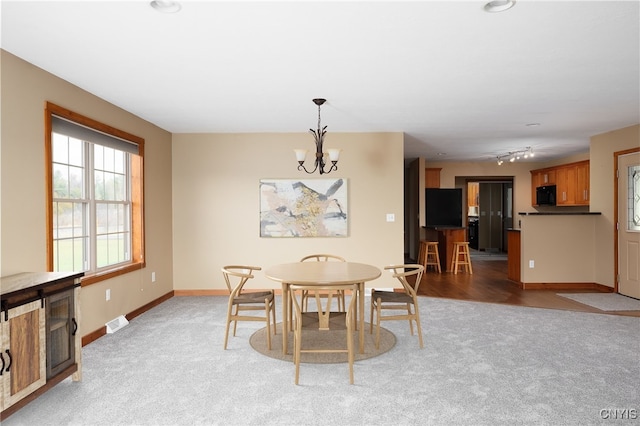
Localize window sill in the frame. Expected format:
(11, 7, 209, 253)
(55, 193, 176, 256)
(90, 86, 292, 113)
(80, 262, 145, 287)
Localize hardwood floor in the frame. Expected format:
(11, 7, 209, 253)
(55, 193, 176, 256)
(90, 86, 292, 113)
(416, 256, 640, 318)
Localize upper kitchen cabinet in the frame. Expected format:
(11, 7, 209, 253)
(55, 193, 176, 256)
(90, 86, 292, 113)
(531, 160, 589, 206)
(425, 168, 442, 188)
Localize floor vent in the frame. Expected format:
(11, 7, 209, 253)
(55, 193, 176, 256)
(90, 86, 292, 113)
(106, 315, 129, 334)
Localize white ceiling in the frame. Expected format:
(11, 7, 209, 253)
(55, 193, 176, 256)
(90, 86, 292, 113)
(2, 1, 638, 163)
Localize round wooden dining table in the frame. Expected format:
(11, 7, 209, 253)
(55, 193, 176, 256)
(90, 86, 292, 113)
(265, 261, 381, 355)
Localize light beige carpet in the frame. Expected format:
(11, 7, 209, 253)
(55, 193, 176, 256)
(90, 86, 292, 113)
(250, 312, 396, 363)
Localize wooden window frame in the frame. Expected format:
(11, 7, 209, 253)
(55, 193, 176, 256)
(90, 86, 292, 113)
(45, 102, 145, 286)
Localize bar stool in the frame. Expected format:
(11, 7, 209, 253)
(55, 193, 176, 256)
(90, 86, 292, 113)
(450, 241, 473, 274)
(424, 241, 441, 273)
(417, 240, 428, 265)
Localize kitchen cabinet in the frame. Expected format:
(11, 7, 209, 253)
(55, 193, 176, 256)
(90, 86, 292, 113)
(507, 229, 521, 282)
(467, 182, 479, 209)
(425, 168, 441, 188)
(530, 169, 556, 205)
(575, 161, 590, 205)
(0, 272, 82, 420)
(530, 160, 589, 206)
(556, 165, 577, 205)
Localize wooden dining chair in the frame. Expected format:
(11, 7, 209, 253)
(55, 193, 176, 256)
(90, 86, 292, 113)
(369, 264, 425, 349)
(221, 265, 276, 350)
(290, 283, 358, 384)
(300, 254, 346, 312)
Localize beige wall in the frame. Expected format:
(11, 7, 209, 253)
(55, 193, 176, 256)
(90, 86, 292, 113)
(590, 124, 640, 287)
(171, 132, 404, 291)
(1, 51, 174, 336)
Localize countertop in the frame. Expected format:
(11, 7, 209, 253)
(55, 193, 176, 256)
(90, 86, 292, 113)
(1, 271, 83, 297)
(423, 226, 466, 229)
(518, 212, 602, 216)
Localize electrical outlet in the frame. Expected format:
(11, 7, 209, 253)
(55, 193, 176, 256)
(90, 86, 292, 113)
(386, 213, 395, 222)
(151, 272, 156, 282)
(106, 289, 111, 301)
(529, 260, 535, 268)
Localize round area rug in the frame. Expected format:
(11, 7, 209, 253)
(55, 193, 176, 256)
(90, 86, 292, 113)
(250, 312, 396, 363)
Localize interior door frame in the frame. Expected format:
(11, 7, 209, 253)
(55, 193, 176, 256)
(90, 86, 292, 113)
(613, 147, 640, 293)
(469, 178, 513, 253)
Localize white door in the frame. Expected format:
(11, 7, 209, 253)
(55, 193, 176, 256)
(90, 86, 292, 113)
(618, 151, 640, 298)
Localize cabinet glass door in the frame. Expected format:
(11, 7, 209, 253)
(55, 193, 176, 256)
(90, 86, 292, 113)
(46, 290, 75, 379)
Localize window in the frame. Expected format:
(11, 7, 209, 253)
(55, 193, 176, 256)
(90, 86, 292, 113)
(629, 164, 640, 231)
(46, 102, 145, 285)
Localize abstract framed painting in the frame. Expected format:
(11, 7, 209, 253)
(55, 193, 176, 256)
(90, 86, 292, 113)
(259, 178, 348, 237)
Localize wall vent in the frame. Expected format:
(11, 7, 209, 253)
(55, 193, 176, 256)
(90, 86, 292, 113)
(106, 315, 129, 334)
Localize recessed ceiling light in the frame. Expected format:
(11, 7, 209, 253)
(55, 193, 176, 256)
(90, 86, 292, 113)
(526, 123, 541, 127)
(150, 1, 182, 13)
(483, 1, 516, 13)
(437, 152, 447, 156)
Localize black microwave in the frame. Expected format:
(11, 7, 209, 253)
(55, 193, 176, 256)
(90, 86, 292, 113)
(536, 185, 556, 206)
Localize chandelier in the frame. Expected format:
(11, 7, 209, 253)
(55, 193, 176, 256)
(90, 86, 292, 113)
(294, 98, 340, 175)
(496, 146, 534, 165)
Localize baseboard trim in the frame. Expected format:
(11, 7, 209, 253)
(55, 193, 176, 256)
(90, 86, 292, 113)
(520, 282, 614, 292)
(127, 291, 174, 321)
(174, 289, 228, 296)
(82, 290, 174, 347)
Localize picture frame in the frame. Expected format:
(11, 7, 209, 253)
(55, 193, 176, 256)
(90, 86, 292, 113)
(259, 178, 348, 237)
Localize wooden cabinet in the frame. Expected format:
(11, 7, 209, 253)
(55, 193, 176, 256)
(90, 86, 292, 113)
(576, 161, 590, 205)
(531, 160, 589, 206)
(425, 168, 441, 188)
(0, 272, 82, 420)
(507, 230, 521, 282)
(556, 165, 577, 205)
(530, 169, 557, 205)
(467, 182, 479, 209)
(0, 300, 46, 411)
(46, 289, 76, 379)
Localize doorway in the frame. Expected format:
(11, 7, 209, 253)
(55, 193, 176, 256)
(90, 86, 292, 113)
(466, 180, 513, 253)
(616, 150, 640, 298)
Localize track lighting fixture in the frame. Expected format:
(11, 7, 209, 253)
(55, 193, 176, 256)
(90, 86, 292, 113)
(496, 147, 534, 165)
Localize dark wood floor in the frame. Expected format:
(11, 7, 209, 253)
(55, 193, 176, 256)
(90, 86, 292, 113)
(416, 256, 640, 318)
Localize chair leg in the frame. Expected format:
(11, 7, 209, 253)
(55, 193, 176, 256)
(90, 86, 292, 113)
(465, 245, 473, 274)
(432, 245, 442, 273)
(232, 305, 240, 336)
(264, 299, 272, 350)
(407, 303, 415, 336)
(375, 298, 382, 349)
(413, 299, 424, 348)
(452, 244, 460, 274)
(271, 299, 277, 334)
(223, 301, 235, 350)
(369, 297, 374, 334)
